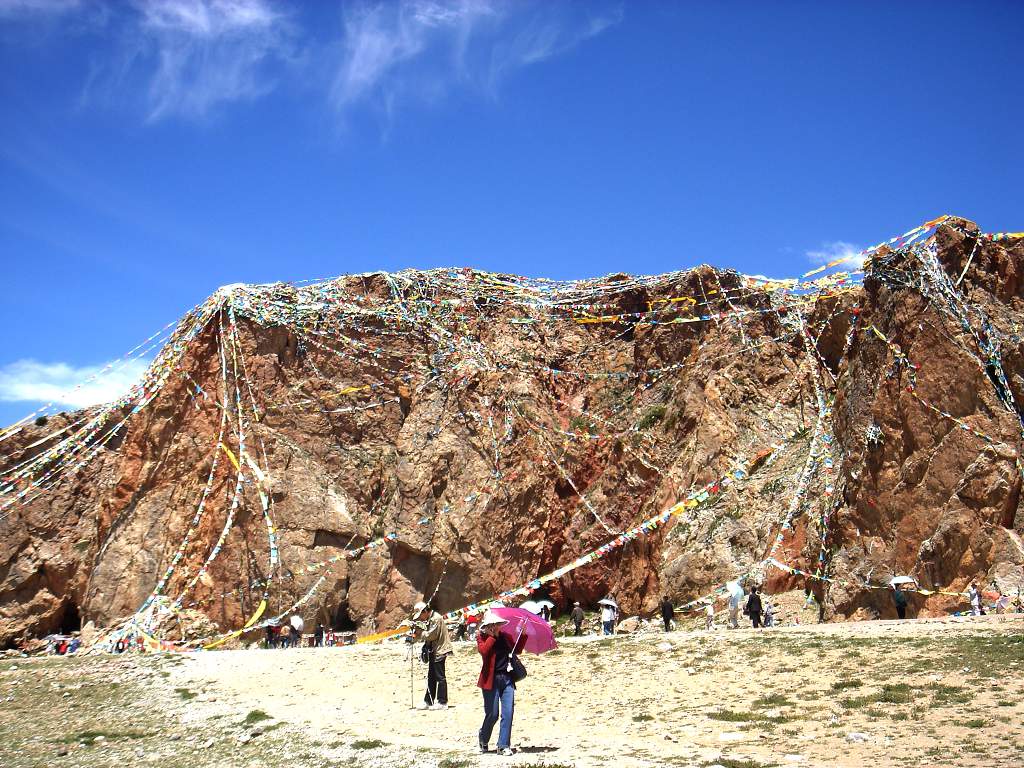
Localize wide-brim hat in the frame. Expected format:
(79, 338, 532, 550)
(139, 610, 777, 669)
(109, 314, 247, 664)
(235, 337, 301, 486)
(479, 610, 509, 629)
(413, 601, 427, 615)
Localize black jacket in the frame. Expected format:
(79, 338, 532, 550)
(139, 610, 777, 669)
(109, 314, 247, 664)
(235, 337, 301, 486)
(746, 593, 762, 616)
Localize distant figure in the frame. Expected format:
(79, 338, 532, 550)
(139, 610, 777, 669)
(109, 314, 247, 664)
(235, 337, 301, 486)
(541, 604, 551, 622)
(476, 610, 527, 755)
(659, 596, 674, 632)
(968, 582, 984, 616)
(600, 601, 617, 636)
(265, 623, 277, 649)
(290, 614, 304, 646)
(454, 613, 469, 642)
(746, 587, 763, 629)
(412, 601, 453, 710)
(315, 624, 325, 647)
(704, 601, 715, 630)
(892, 585, 909, 620)
(728, 588, 741, 629)
(325, 628, 335, 647)
(763, 601, 775, 628)
(570, 602, 585, 636)
(278, 624, 290, 649)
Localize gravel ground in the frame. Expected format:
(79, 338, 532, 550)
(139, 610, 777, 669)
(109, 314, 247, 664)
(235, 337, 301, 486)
(2, 613, 1023, 768)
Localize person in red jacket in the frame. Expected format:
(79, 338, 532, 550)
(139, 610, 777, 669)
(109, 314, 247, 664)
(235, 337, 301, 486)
(476, 611, 526, 755)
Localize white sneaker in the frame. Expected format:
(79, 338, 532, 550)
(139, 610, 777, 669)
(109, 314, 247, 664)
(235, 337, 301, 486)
(429, 703, 448, 710)
(416, 702, 431, 710)
(497, 748, 514, 756)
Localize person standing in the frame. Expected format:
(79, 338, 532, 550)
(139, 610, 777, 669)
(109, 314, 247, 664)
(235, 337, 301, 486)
(265, 623, 277, 649)
(660, 596, 674, 632)
(705, 600, 715, 630)
(476, 611, 526, 755)
(315, 623, 325, 647)
(600, 601, 617, 636)
(412, 601, 453, 710)
(290, 614, 304, 647)
(892, 585, 909, 620)
(746, 587, 763, 629)
(570, 602, 585, 636)
(968, 582, 984, 616)
(728, 587, 741, 629)
(278, 623, 290, 649)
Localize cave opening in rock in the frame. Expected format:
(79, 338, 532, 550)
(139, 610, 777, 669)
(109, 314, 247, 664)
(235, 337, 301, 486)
(59, 602, 81, 634)
(332, 601, 357, 632)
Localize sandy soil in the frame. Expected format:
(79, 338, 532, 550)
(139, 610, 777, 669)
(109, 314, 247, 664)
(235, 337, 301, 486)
(3, 613, 1023, 768)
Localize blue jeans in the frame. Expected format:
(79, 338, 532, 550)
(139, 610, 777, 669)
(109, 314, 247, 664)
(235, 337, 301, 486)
(602, 620, 614, 635)
(479, 673, 515, 750)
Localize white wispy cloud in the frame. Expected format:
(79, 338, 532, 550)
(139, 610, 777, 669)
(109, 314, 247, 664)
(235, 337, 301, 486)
(806, 240, 864, 267)
(4, 0, 621, 122)
(332, 0, 622, 117)
(125, 0, 296, 121)
(0, 358, 150, 409)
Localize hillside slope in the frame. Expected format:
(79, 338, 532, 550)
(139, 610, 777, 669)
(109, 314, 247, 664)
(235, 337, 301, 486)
(1, 216, 1022, 646)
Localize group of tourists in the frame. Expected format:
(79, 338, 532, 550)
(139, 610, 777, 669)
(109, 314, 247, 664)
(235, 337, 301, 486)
(409, 601, 524, 756)
(264, 614, 306, 648)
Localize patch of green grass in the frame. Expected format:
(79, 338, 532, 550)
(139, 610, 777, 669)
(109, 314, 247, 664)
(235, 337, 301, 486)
(174, 687, 196, 700)
(439, 758, 471, 768)
(962, 719, 986, 729)
(702, 759, 778, 768)
(632, 713, 654, 722)
(352, 739, 387, 750)
(752, 693, 792, 708)
(637, 405, 666, 430)
(876, 683, 913, 704)
(708, 709, 757, 722)
(56, 729, 151, 745)
(546, 649, 562, 656)
(995, 699, 1014, 707)
(830, 678, 863, 692)
(243, 709, 271, 726)
(927, 683, 971, 705)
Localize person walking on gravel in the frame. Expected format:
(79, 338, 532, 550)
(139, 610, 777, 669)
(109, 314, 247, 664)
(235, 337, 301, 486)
(570, 602, 585, 636)
(476, 611, 526, 755)
(412, 601, 453, 709)
(746, 586, 763, 629)
(728, 587, 741, 629)
(892, 584, 909, 620)
(660, 596, 675, 632)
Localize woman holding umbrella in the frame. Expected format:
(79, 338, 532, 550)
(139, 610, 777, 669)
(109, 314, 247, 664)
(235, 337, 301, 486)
(476, 611, 525, 755)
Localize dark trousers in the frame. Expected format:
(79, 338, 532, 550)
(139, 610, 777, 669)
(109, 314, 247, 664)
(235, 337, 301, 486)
(896, 605, 907, 620)
(662, 615, 672, 631)
(751, 613, 762, 628)
(573, 622, 582, 636)
(425, 654, 448, 705)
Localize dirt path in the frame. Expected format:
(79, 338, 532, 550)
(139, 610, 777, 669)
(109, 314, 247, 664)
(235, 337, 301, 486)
(2, 614, 1022, 768)
(171, 614, 1024, 767)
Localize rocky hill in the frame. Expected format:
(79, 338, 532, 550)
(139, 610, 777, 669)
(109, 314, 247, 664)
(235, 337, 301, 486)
(1, 216, 1023, 647)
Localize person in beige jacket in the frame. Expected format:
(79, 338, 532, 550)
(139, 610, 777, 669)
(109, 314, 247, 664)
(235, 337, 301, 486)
(412, 601, 453, 709)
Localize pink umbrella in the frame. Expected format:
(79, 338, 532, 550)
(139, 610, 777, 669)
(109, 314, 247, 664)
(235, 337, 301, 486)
(491, 607, 557, 655)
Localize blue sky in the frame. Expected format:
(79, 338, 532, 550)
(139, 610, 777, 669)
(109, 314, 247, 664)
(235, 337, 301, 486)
(0, 0, 1022, 426)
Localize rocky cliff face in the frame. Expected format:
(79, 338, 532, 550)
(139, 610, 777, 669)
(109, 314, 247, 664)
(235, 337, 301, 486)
(1, 217, 1022, 646)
